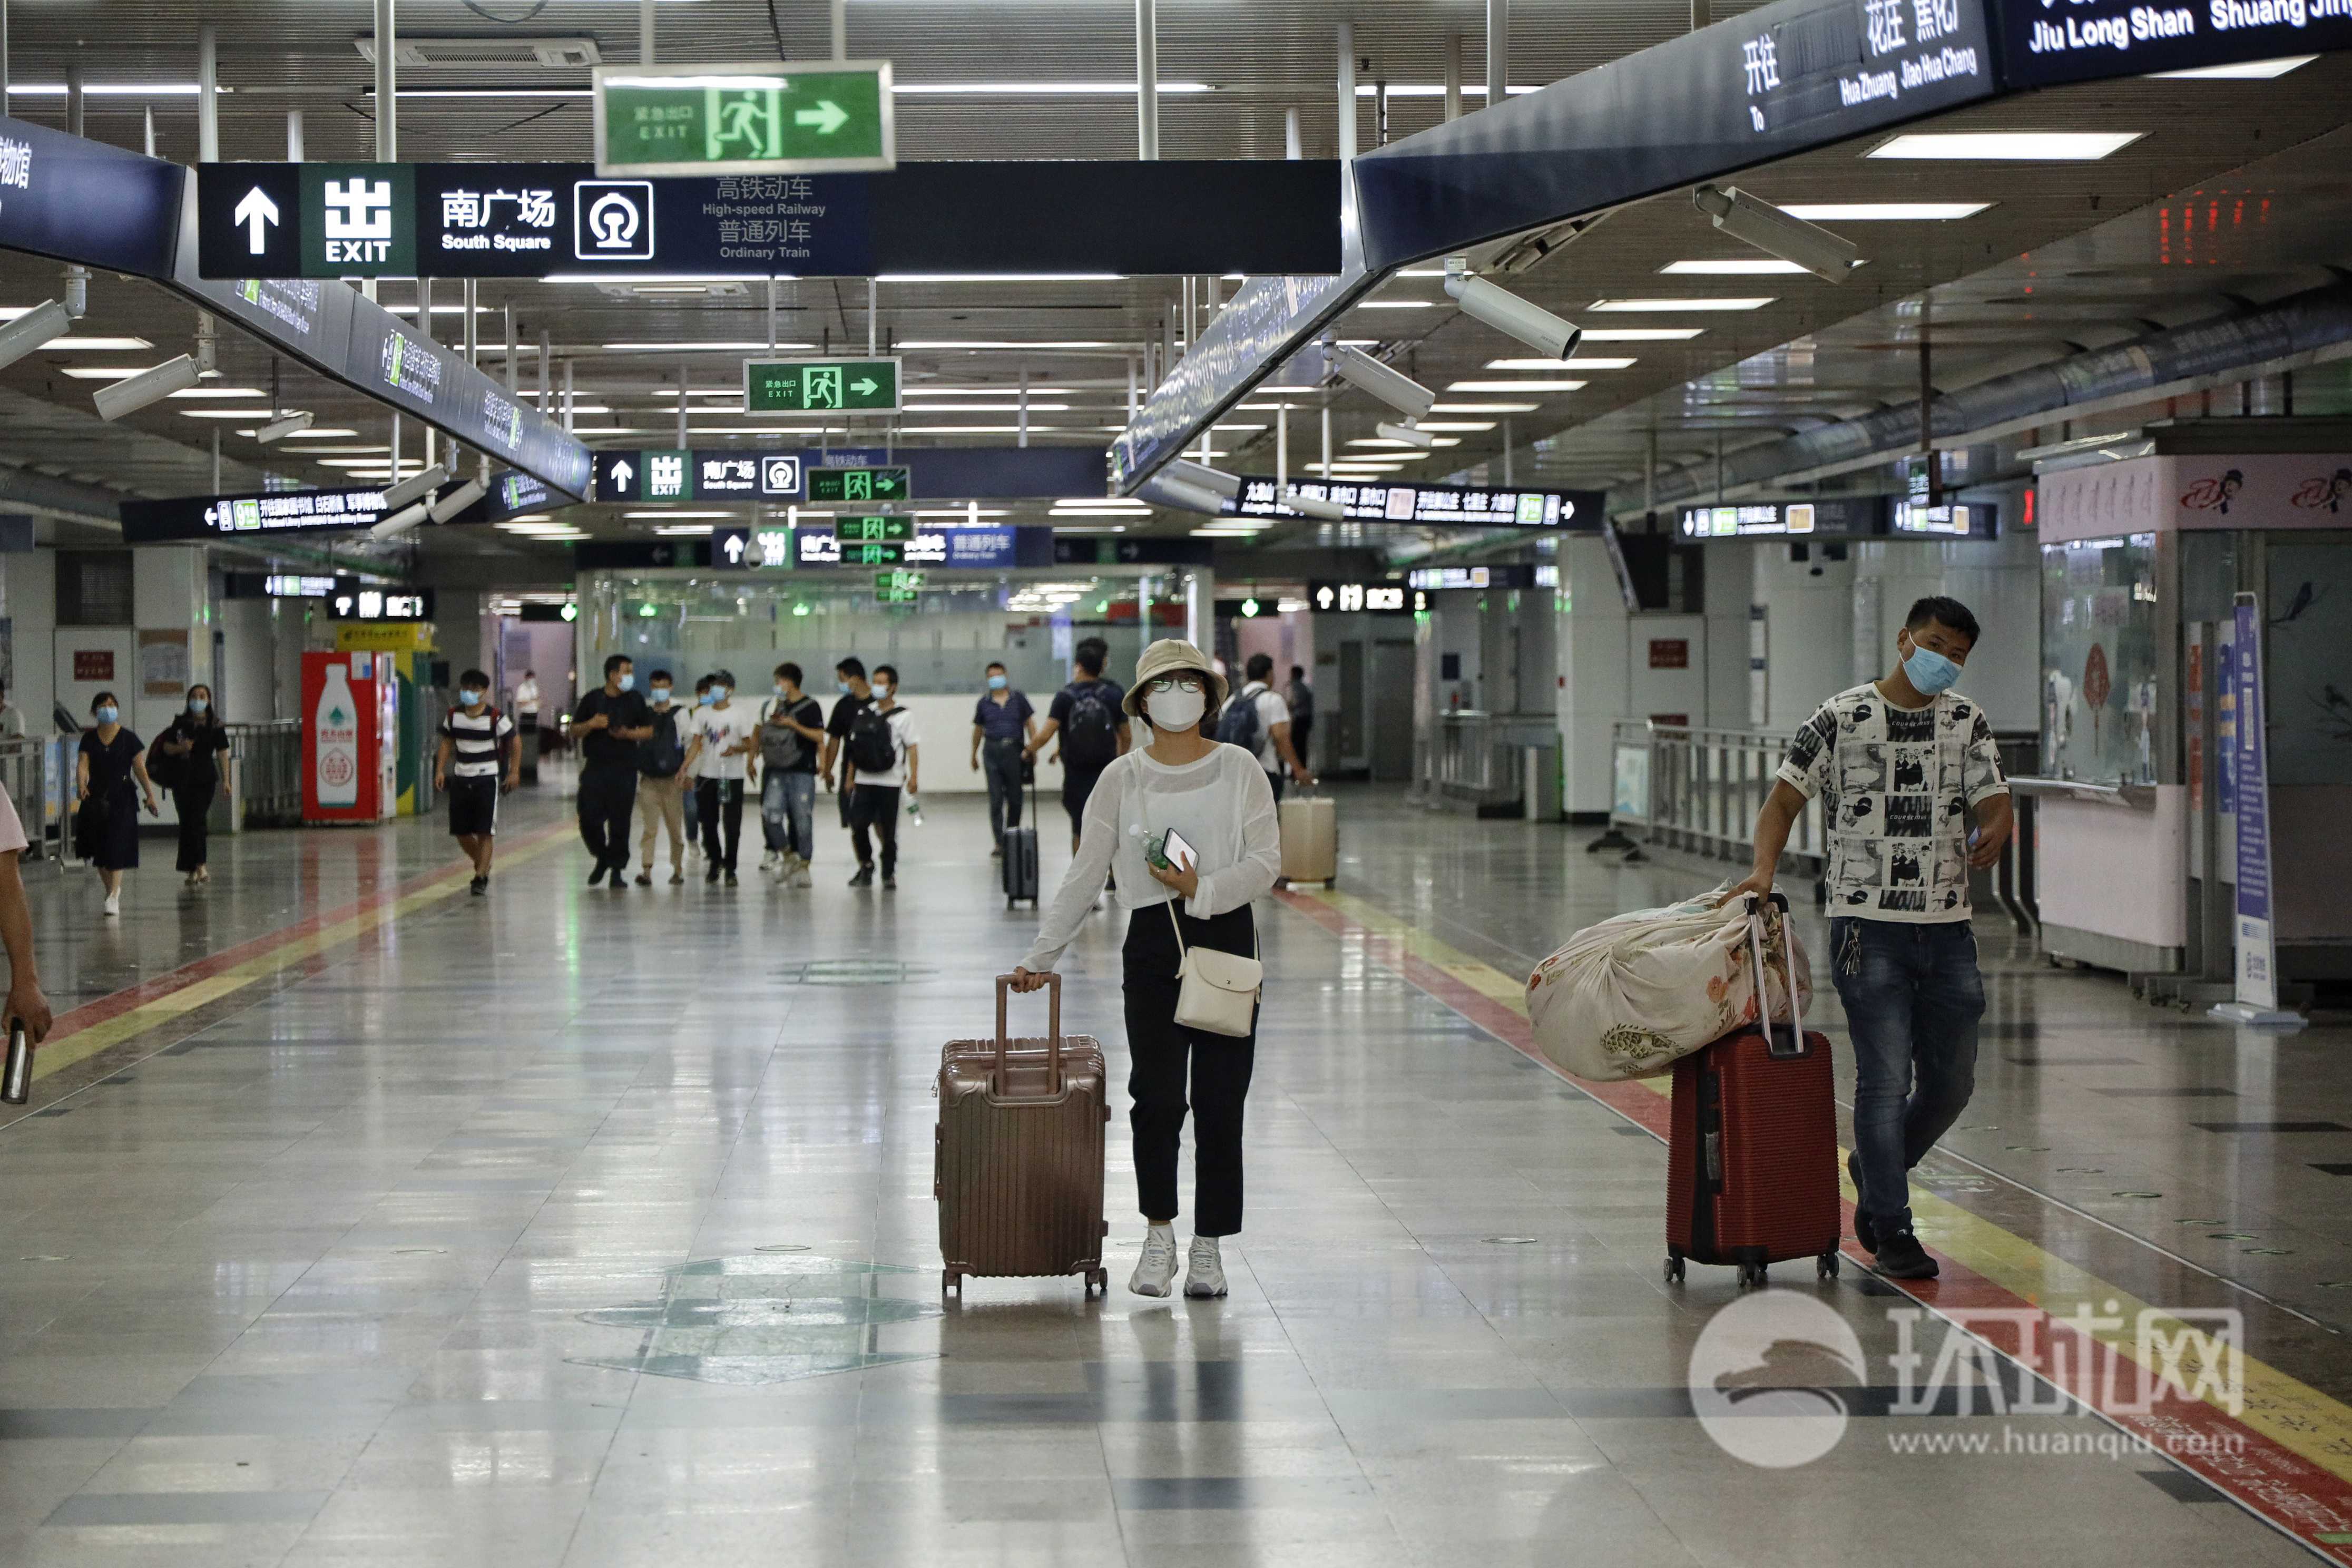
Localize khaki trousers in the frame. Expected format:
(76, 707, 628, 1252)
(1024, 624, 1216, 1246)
(636, 773, 686, 869)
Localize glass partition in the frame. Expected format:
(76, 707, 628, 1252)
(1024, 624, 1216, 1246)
(2041, 533, 2161, 785)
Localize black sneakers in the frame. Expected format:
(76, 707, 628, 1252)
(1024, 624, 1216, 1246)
(1848, 1152, 1877, 1254)
(723, 869, 739, 887)
(883, 873, 897, 890)
(587, 864, 607, 887)
(847, 866, 875, 887)
(1873, 1228, 1938, 1280)
(469, 876, 488, 897)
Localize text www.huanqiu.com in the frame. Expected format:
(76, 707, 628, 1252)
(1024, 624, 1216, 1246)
(1886, 1427, 2248, 1461)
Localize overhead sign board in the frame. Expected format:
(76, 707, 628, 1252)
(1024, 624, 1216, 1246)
(1675, 498, 1885, 538)
(1995, 0, 2352, 87)
(807, 464, 913, 503)
(875, 568, 926, 604)
(1232, 477, 1603, 529)
(833, 515, 913, 542)
(0, 113, 182, 278)
(1891, 499, 1997, 537)
(593, 448, 806, 504)
(122, 484, 397, 544)
(1308, 579, 1415, 615)
(327, 579, 435, 622)
(744, 357, 901, 415)
(794, 525, 1030, 569)
(1407, 564, 1539, 591)
(593, 60, 896, 177)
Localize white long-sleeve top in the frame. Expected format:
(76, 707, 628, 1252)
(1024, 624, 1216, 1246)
(1021, 742, 1282, 973)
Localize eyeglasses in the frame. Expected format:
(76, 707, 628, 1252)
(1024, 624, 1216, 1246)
(1145, 677, 1204, 695)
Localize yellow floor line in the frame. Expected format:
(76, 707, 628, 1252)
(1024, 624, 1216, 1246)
(1291, 884, 2352, 1488)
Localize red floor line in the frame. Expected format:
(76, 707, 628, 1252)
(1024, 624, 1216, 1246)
(1273, 887, 2352, 1563)
(40, 817, 578, 1047)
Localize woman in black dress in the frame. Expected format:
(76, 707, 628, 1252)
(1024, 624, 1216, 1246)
(75, 691, 159, 918)
(153, 684, 231, 886)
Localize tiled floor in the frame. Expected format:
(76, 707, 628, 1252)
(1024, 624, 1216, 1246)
(0, 780, 2338, 1565)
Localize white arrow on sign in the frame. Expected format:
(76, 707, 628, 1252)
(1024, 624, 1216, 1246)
(609, 459, 635, 489)
(234, 187, 280, 254)
(795, 100, 850, 135)
(849, 376, 880, 397)
(723, 533, 747, 564)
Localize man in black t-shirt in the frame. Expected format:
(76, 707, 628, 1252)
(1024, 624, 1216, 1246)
(1025, 637, 1130, 852)
(573, 653, 654, 886)
(819, 655, 875, 874)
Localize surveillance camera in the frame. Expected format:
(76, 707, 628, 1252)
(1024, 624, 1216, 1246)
(0, 300, 72, 373)
(1691, 184, 1860, 283)
(368, 501, 432, 541)
(1165, 458, 1241, 499)
(1443, 270, 1583, 359)
(1280, 487, 1348, 521)
(255, 410, 315, 444)
(1375, 421, 1436, 449)
(380, 463, 449, 511)
(92, 354, 201, 422)
(1326, 345, 1436, 420)
(428, 477, 488, 524)
(1139, 474, 1227, 516)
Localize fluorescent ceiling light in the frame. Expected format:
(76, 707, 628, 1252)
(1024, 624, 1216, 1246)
(653, 525, 714, 536)
(1345, 84, 1538, 96)
(596, 339, 800, 351)
(1357, 299, 1437, 309)
(170, 386, 267, 399)
(319, 458, 395, 468)
(1447, 379, 1585, 392)
(41, 337, 155, 352)
(893, 82, 1213, 95)
(1776, 202, 1992, 221)
(2149, 55, 2314, 79)
(876, 273, 1124, 283)
(899, 424, 1063, 434)
(8, 82, 221, 96)
(1414, 421, 1496, 432)
(1660, 259, 1812, 275)
(904, 402, 1072, 413)
(649, 388, 757, 398)
(1487, 357, 1635, 370)
(1429, 401, 1538, 413)
(1190, 527, 1263, 537)
(1580, 327, 1705, 341)
(899, 340, 1118, 350)
(60, 365, 165, 380)
(909, 386, 1076, 396)
(248, 428, 359, 440)
(624, 509, 736, 520)
(1867, 131, 2143, 161)
(385, 302, 499, 316)
(1589, 298, 1772, 311)
(179, 407, 277, 418)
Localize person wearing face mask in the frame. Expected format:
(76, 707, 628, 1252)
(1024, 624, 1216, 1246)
(841, 663, 918, 890)
(1010, 639, 1281, 1301)
(821, 658, 875, 873)
(681, 669, 757, 886)
(1724, 596, 2012, 1282)
(434, 671, 520, 896)
(756, 663, 825, 887)
(633, 670, 690, 886)
(573, 654, 654, 888)
(969, 660, 1036, 858)
(152, 683, 232, 887)
(75, 691, 160, 919)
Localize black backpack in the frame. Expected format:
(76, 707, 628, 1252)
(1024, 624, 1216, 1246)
(1061, 682, 1120, 770)
(638, 708, 685, 778)
(1214, 689, 1262, 754)
(847, 705, 899, 773)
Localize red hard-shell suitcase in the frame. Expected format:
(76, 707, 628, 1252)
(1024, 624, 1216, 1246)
(1665, 893, 1843, 1289)
(935, 975, 1111, 1297)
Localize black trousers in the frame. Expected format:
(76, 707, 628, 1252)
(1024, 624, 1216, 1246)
(850, 783, 900, 874)
(576, 765, 637, 869)
(1123, 902, 1258, 1236)
(1291, 714, 1313, 771)
(981, 737, 1025, 847)
(696, 777, 745, 871)
(173, 780, 215, 873)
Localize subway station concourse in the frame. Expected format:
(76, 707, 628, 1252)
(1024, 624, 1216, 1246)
(3, 2, 2352, 1564)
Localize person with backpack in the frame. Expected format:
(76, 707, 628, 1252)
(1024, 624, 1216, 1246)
(757, 662, 825, 888)
(969, 660, 1037, 858)
(1220, 653, 1311, 803)
(842, 662, 918, 889)
(1026, 636, 1130, 855)
(821, 657, 875, 873)
(433, 671, 519, 896)
(151, 683, 231, 888)
(633, 670, 689, 886)
(681, 669, 756, 887)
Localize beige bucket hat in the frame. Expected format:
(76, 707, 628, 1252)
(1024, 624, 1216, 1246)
(1122, 637, 1230, 721)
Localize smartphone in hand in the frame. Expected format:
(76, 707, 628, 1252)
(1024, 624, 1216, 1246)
(1159, 828, 1198, 872)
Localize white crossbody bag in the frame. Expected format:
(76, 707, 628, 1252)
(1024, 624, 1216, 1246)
(1167, 898, 1263, 1037)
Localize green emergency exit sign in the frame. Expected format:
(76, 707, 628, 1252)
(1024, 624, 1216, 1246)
(840, 539, 905, 565)
(875, 568, 924, 604)
(835, 515, 912, 542)
(744, 357, 902, 415)
(594, 61, 897, 177)
(809, 466, 913, 504)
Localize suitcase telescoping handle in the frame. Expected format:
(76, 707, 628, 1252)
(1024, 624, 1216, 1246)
(994, 973, 1064, 1096)
(1742, 893, 1806, 1059)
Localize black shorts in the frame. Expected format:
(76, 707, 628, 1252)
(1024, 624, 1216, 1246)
(448, 775, 501, 838)
(1062, 766, 1106, 832)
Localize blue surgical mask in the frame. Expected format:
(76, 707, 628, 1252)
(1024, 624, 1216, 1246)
(987, 673, 1007, 691)
(616, 672, 635, 692)
(651, 687, 672, 704)
(697, 691, 715, 707)
(187, 697, 208, 714)
(458, 689, 483, 707)
(95, 705, 119, 724)
(836, 679, 851, 694)
(710, 684, 730, 702)
(1902, 636, 1962, 697)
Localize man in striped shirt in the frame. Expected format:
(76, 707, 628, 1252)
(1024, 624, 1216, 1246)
(435, 670, 520, 896)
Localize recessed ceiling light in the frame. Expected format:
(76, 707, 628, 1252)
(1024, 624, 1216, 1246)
(1867, 131, 2143, 161)
(596, 340, 802, 352)
(1429, 401, 1539, 413)
(1414, 421, 1497, 432)
(906, 386, 1076, 396)
(893, 81, 1214, 95)
(1776, 202, 1992, 220)
(1660, 259, 1812, 276)
(2149, 54, 2314, 79)
(875, 273, 1124, 283)
(1579, 328, 1704, 341)
(1447, 379, 1585, 392)
(904, 402, 1073, 413)
(1486, 357, 1636, 370)
(179, 407, 278, 418)
(898, 340, 1119, 350)
(1588, 298, 1773, 312)
(7, 82, 219, 96)
(170, 386, 269, 398)
(277, 427, 361, 439)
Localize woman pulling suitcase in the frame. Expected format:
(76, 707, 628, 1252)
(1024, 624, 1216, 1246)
(1012, 638, 1282, 1299)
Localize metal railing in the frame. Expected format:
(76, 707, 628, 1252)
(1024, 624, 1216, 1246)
(1609, 721, 1827, 874)
(0, 736, 78, 865)
(220, 721, 304, 829)
(1435, 710, 1557, 810)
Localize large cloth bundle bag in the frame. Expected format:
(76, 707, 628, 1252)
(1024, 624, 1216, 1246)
(1524, 887, 1811, 1082)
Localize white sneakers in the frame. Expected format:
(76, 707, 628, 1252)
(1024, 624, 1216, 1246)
(1185, 1236, 1228, 1298)
(791, 865, 812, 889)
(1128, 1227, 1230, 1300)
(102, 890, 121, 917)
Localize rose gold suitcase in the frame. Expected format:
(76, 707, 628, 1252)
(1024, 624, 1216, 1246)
(935, 975, 1111, 1297)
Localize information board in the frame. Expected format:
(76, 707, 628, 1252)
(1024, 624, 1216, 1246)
(745, 358, 901, 415)
(807, 464, 913, 502)
(1677, 498, 1886, 538)
(0, 113, 182, 278)
(1232, 477, 1602, 529)
(122, 484, 396, 543)
(1996, 0, 2352, 87)
(834, 516, 913, 542)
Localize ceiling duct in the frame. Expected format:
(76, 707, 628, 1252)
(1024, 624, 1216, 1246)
(1640, 281, 2352, 509)
(355, 35, 602, 69)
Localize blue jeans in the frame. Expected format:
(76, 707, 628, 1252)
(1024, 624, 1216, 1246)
(763, 770, 816, 861)
(1830, 917, 1984, 1234)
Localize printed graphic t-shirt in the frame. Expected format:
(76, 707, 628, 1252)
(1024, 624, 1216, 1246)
(1775, 682, 2009, 923)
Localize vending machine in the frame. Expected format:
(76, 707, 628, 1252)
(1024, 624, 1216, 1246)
(301, 650, 400, 824)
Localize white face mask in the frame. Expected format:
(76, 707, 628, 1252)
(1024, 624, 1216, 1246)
(1146, 686, 1206, 732)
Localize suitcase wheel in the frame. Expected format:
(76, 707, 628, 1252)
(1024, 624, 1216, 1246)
(1737, 1261, 1769, 1290)
(1817, 1251, 1840, 1281)
(1085, 1268, 1109, 1299)
(943, 1271, 961, 1296)
(1663, 1252, 1685, 1285)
